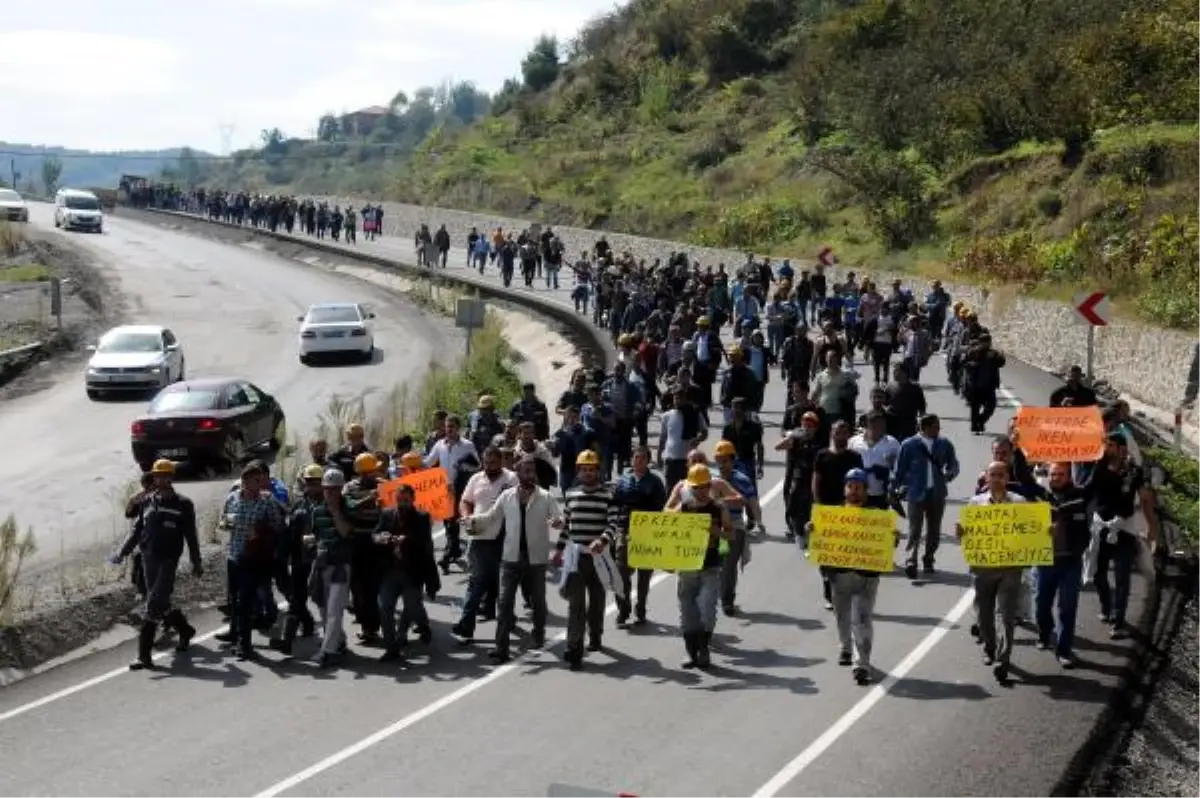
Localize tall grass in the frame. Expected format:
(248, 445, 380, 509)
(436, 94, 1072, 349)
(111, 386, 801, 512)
(0, 515, 37, 626)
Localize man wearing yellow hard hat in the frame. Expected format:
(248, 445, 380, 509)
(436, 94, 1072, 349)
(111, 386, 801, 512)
(344, 451, 386, 646)
(553, 447, 620, 671)
(712, 440, 760, 617)
(111, 458, 202, 671)
(269, 463, 325, 656)
(669, 463, 734, 669)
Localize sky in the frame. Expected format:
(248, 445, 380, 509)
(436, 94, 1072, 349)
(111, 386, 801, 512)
(0, 0, 617, 154)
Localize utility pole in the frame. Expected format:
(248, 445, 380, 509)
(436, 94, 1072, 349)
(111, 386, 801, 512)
(9, 159, 19, 190)
(217, 123, 237, 156)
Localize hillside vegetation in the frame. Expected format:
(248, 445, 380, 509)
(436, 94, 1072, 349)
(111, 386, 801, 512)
(200, 82, 493, 196)
(386, 0, 1197, 328)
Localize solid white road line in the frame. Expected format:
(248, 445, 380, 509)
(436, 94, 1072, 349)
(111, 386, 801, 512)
(253, 477, 787, 798)
(751, 589, 977, 797)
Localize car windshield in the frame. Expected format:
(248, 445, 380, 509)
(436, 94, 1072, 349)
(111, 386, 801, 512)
(65, 196, 100, 210)
(0, 190, 20, 202)
(306, 306, 361, 324)
(150, 390, 220, 414)
(97, 332, 162, 353)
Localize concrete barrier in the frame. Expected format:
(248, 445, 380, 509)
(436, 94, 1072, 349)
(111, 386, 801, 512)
(128, 207, 618, 369)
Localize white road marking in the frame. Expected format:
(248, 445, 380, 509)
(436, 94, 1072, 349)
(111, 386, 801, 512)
(253, 477, 787, 798)
(751, 589, 977, 797)
(751, 382, 1028, 796)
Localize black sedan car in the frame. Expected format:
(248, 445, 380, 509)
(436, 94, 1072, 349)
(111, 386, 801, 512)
(130, 378, 286, 474)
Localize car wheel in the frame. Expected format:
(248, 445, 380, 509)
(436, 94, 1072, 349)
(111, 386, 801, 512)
(299, 353, 310, 366)
(86, 388, 100, 400)
(221, 434, 247, 474)
(269, 416, 286, 451)
(177, 359, 186, 382)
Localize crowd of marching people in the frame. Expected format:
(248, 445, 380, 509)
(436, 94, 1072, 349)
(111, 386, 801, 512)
(113, 184, 1162, 689)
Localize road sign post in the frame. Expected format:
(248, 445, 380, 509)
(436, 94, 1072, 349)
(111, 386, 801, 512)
(455, 296, 486, 358)
(1073, 291, 1110, 382)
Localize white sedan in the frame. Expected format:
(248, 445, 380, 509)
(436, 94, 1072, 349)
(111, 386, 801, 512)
(0, 188, 28, 223)
(297, 302, 376, 364)
(85, 324, 186, 399)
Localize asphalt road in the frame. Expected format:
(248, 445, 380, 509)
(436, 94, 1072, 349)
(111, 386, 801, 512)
(0, 219, 1142, 797)
(6, 206, 452, 567)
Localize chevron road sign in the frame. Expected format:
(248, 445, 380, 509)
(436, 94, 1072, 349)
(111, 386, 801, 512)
(1073, 291, 1110, 326)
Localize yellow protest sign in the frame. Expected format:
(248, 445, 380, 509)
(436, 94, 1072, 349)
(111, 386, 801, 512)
(959, 502, 1053, 568)
(808, 505, 896, 572)
(627, 511, 712, 571)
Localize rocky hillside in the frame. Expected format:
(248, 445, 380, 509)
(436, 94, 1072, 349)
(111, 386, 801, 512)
(387, 0, 1198, 328)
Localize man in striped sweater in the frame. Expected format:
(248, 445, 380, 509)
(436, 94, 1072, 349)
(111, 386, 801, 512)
(553, 449, 621, 671)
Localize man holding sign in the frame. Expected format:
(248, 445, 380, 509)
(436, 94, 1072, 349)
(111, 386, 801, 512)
(667, 464, 734, 670)
(805, 468, 897, 686)
(956, 461, 1051, 685)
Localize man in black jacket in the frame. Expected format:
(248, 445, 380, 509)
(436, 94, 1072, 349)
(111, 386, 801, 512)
(269, 465, 322, 656)
(1034, 462, 1091, 668)
(374, 484, 437, 662)
(113, 459, 202, 671)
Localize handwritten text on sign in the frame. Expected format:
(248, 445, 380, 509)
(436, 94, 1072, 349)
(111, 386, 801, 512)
(959, 502, 1053, 568)
(378, 467, 455, 521)
(627, 511, 712, 571)
(1014, 406, 1105, 462)
(809, 505, 896, 572)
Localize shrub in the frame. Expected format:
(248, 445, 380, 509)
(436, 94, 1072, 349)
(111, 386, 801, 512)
(1036, 189, 1064, 218)
(1146, 446, 1199, 546)
(0, 514, 37, 626)
(0, 221, 23, 257)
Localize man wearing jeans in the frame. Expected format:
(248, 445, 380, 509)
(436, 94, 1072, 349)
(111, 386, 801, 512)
(672, 464, 733, 670)
(1035, 462, 1090, 668)
(451, 447, 517, 643)
(374, 484, 435, 663)
(892, 414, 960, 579)
(465, 456, 562, 663)
(216, 463, 283, 661)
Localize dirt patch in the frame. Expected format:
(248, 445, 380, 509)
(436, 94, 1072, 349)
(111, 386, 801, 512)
(0, 226, 122, 399)
(0, 544, 229, 676)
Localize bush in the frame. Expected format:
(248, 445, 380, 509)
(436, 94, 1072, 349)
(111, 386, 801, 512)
(0, 221, 23, 257)
(1146, 446, 1199, 547)
(1036, 189, 1064, 218)
(0, 514, 37, 626)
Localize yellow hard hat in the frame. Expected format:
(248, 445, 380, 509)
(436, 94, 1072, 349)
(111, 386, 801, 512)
(400, 452, 423, 469)
(576, 449, 601, 467)
(696, 316, 711, 328)
(714, 440, 737, 458)
(150, 459, 175, 475)
(302, 463, 325, 480)
(354, 452, 380, 475)
(686, 464, 713, 487)
(618, 333, 635, 347)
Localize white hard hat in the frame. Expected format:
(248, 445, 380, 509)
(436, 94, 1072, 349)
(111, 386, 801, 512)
(321, 469, 346, 488)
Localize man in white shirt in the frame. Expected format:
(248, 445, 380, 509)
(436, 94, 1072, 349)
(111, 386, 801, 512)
(465, 456, 564, 661)
(451, 446, 517, 642)
(657, 385, 708, 492)
(956, 460, 1026, 685)
(423, 413, 480, 573)
(848, 411, 901, 510)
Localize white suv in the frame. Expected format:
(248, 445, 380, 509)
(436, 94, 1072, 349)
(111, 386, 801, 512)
(54, 188, 104, 233)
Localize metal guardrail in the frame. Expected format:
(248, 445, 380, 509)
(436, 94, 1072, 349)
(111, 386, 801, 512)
(0, 341, 43, 365)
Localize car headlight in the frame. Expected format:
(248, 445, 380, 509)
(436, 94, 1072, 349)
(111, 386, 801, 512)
(87, 367, 99, 375)
(148, 367, 162, 374)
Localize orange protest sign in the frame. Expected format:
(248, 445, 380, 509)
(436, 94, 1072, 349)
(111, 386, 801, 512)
(1014, 406, 1105, 463)
(378, 467, 455, 521)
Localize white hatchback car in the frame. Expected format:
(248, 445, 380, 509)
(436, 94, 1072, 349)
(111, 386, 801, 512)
(297, 302, 376, 364)
(85, 324, 185, 399)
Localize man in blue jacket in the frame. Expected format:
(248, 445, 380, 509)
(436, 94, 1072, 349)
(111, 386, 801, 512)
(892, 414, 960, 579)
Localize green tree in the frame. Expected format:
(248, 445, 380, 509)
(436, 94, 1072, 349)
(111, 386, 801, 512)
(177, 147, 202, 188)
(40, 156, 63, 195)
(316, 113, 340, 142)
(521, 35, 561, 91)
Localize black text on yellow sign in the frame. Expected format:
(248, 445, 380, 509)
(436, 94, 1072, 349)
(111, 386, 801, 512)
(809, 505, 896, 572)
(959, 502, 1053, 568)
(627, 510, 712, 572)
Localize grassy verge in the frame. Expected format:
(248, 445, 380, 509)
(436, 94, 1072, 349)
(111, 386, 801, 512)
(0, 221, 22, 258)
